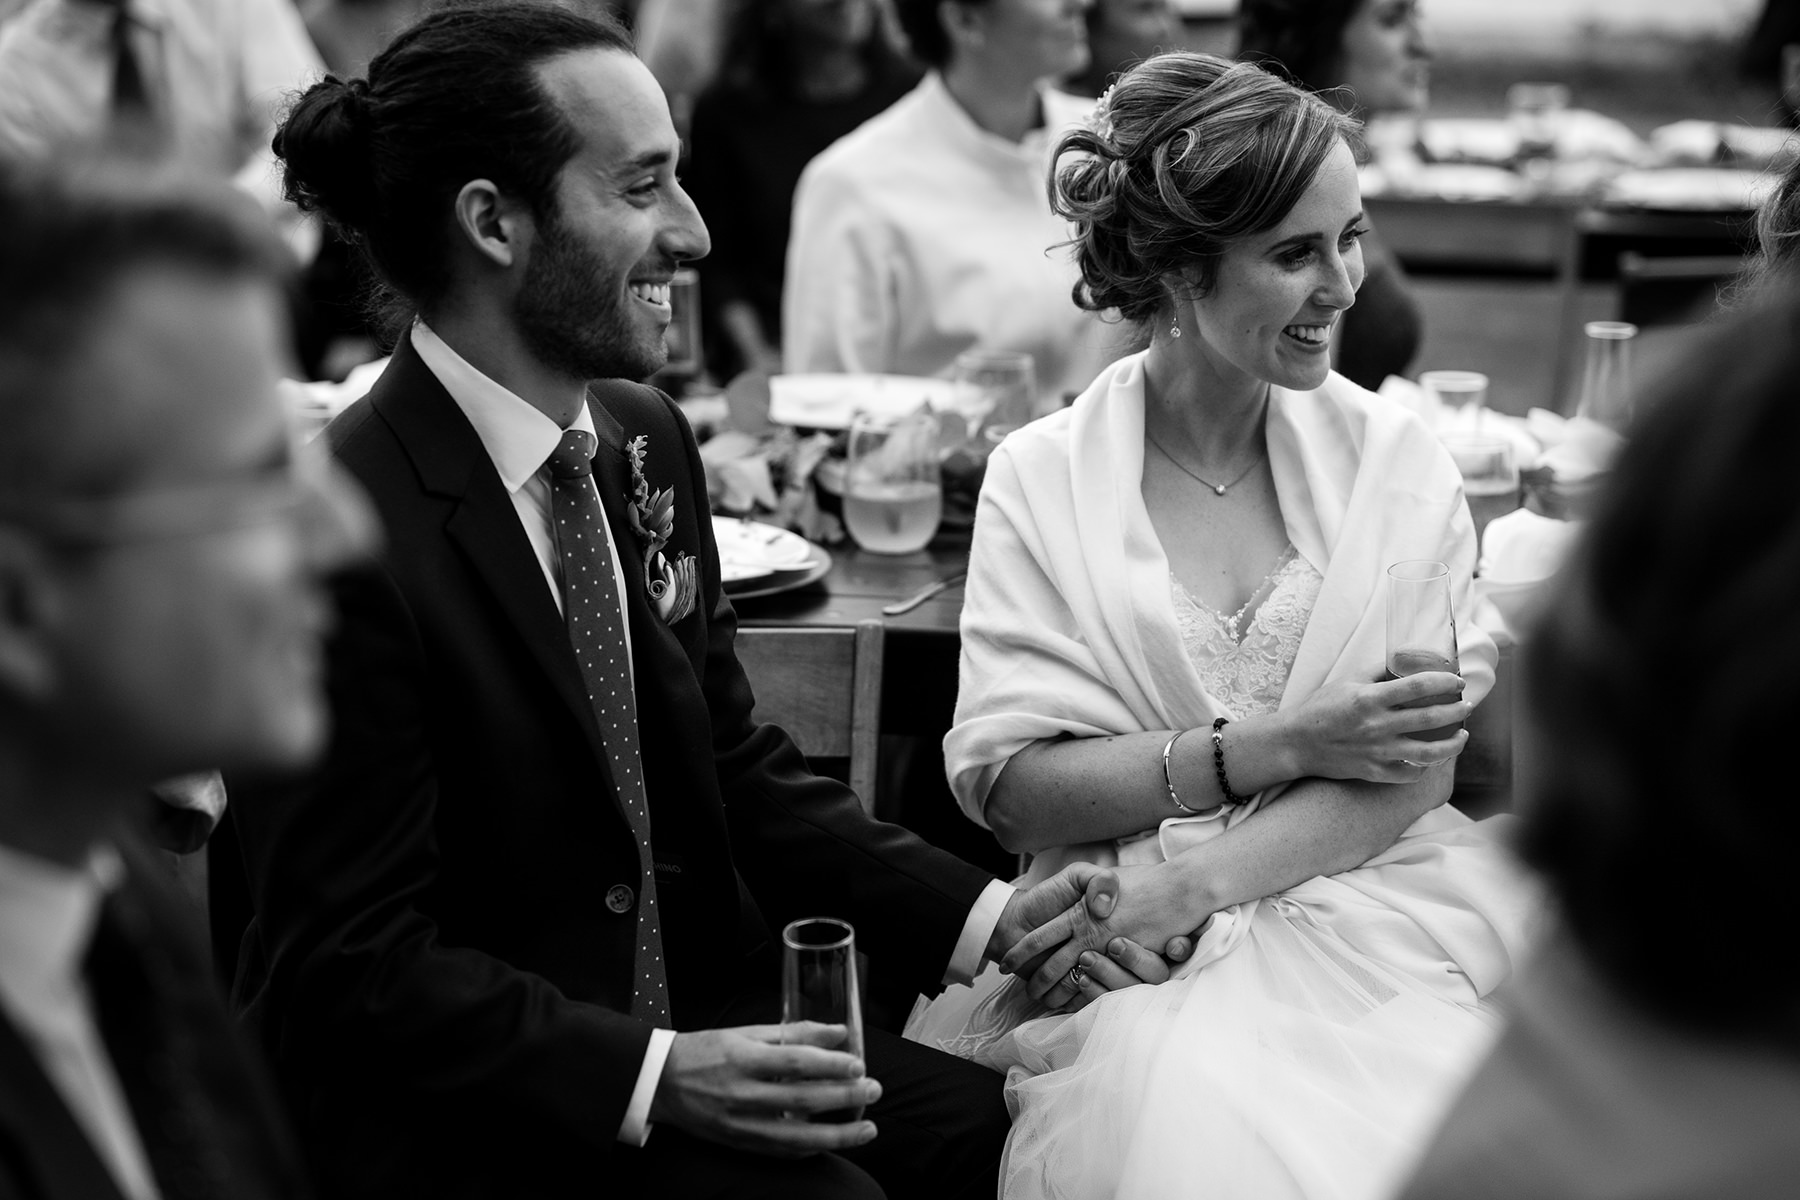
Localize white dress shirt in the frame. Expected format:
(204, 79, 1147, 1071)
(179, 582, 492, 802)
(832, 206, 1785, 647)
(784, 73, 1121, 407)
(0, 0, 322, 171)
(411, 322, 1013, 1144)
(0, 841, 161, 1200)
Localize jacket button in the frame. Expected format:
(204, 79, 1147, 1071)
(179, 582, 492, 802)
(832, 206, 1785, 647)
(605, 884, 635, 914)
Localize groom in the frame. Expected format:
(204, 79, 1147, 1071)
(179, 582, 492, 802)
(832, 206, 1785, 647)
(223, 6, 1144, 1199)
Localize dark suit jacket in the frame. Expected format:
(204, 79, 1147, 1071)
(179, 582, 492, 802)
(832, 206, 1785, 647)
(227, 336, 994, 1197)
(0, 838, 307, 1200)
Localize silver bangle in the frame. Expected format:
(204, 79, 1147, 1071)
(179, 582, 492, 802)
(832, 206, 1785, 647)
(1161, 729, 1201, 816)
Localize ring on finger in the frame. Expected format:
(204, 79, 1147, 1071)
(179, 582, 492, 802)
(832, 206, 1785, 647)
(1067, 963, 1088, 989)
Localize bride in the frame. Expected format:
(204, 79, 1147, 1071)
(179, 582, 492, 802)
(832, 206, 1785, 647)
(906, 52, 1539, 1200)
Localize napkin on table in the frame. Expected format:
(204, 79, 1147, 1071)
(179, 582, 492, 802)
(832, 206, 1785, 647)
(1476, 506, 1585, 639)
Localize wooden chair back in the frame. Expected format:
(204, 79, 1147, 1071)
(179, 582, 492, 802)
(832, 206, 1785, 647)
(735, 620, 885, 815)
(1615, 251, 1746, 327)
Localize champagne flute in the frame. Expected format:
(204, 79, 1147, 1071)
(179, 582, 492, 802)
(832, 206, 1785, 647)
(1385, 559, 1464, 742)
(780, 917, 865, 1124)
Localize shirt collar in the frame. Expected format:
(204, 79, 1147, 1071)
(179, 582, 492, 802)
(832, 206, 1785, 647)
(0, 840, 120, 1006)
(410, 319, 597, 492)
(917, 71, 1094, 161)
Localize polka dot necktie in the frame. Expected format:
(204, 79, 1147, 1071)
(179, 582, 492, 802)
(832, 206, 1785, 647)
(546, 429, 669, 1022)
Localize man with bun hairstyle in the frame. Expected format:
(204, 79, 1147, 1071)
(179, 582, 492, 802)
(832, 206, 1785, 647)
(225, 4, 1165, 1198)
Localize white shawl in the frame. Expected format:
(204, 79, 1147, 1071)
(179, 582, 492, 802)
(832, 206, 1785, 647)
(923, 352, 1533, 1041)
(940, 351, 1532, 1001)
(949, 349, 1495, 812)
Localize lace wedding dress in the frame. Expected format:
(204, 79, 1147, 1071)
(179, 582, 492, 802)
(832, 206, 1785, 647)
(906, 549, 1537, 1200)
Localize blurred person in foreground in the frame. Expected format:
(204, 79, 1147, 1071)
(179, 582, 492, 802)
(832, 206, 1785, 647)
(1237, 0, 1428, 390)
(684, 0, 921, 381)
(0, 162, 372, 1199)
(228, 5, 1153, 1198)
(904, 51, 1536, 1199)
(1396, 287, 1800, 1200)
(1061, 0, 1181, 99)
(783, 0, 1120, 405)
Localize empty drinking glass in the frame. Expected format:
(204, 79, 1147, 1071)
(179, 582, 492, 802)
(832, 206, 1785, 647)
(1419, 370, 1489, 431)
(949, 349, 1036, 452)
(781, 918, 865, 1124)
(1573, 320, 1637, 430)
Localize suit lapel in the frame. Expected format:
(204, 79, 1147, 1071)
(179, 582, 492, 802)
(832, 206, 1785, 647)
(0, 989, 133, 1200)
(368, 340, 615, 778)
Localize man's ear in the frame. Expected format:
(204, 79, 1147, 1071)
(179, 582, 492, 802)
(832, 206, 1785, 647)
(939, 0, 985, 54)
(0, 528, 60, 703)
(451, 179, 530, 270)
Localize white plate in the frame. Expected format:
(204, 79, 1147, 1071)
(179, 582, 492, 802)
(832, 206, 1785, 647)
(1395, 163, 1526, 202)
(726, 543, 834, 600)
(768, 373, 957, 430)
(1603, 167, 1771, 211)
(713, 516, 815, 586)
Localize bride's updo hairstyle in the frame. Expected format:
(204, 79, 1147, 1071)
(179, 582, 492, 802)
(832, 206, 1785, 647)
(274, 1, 630, 323)
(1051, 52, 1358, 323)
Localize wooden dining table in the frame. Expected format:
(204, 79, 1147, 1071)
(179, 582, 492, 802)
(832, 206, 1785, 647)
(728, 529, 971, 635)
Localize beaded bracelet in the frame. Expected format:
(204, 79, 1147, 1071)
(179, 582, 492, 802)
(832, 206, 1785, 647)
(1160, 729, 1202, 816)
(1211, 717, 1248, 806)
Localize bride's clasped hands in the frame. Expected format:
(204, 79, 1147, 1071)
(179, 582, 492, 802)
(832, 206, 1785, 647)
(1000, 862, 1203, 1011)
(987, 862, 1183, 1003)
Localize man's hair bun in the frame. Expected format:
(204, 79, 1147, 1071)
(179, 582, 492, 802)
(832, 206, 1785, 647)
(274, 74, 378, 235)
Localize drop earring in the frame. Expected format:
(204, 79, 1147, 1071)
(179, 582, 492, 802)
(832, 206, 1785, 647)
(1170, 311, 1181, 339)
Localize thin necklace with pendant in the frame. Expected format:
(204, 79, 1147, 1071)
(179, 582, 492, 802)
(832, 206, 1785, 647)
(1147, 432, 1266, 496)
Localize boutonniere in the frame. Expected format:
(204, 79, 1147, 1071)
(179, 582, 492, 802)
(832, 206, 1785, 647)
(625, 435, 698, 624)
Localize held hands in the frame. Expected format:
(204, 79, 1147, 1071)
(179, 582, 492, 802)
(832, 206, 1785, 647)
(651, 1023, 879, 1157)
(1279, 669, 1471, 783)
(996, 863, 1204, 1012)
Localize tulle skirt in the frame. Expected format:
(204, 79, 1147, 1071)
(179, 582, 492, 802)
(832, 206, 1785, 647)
(907, 813, 1540, 1200)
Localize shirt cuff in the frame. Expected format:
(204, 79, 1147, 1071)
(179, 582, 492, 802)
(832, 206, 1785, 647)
(943, 879, 1016, 987)
(617, 1027, 676, 1147)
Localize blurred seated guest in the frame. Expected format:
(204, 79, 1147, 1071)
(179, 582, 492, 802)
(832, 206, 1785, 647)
(1396, 289, 1800, 1200)
(633, 0, 725, 128)
(783, 0, 1120, 406)
(299, 0, 425, 76)
(907, 52, 1535, 1200)
(0, 0, 323, 187)
(1062, 0, 1179, 99)
(0, 161, 372, 1200)
(685, 0, 920, 381)
(1237, 0, 1427, 390)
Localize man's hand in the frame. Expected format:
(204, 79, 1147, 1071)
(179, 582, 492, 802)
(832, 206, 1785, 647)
(650, 1023, 880, 1157)
(1057, 934, 1194, 1012)
(987, 861, 1121, 974)
(1001, 862, 1210, 1008)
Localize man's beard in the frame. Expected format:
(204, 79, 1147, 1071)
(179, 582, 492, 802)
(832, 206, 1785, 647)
(514, 210, 668, 383)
